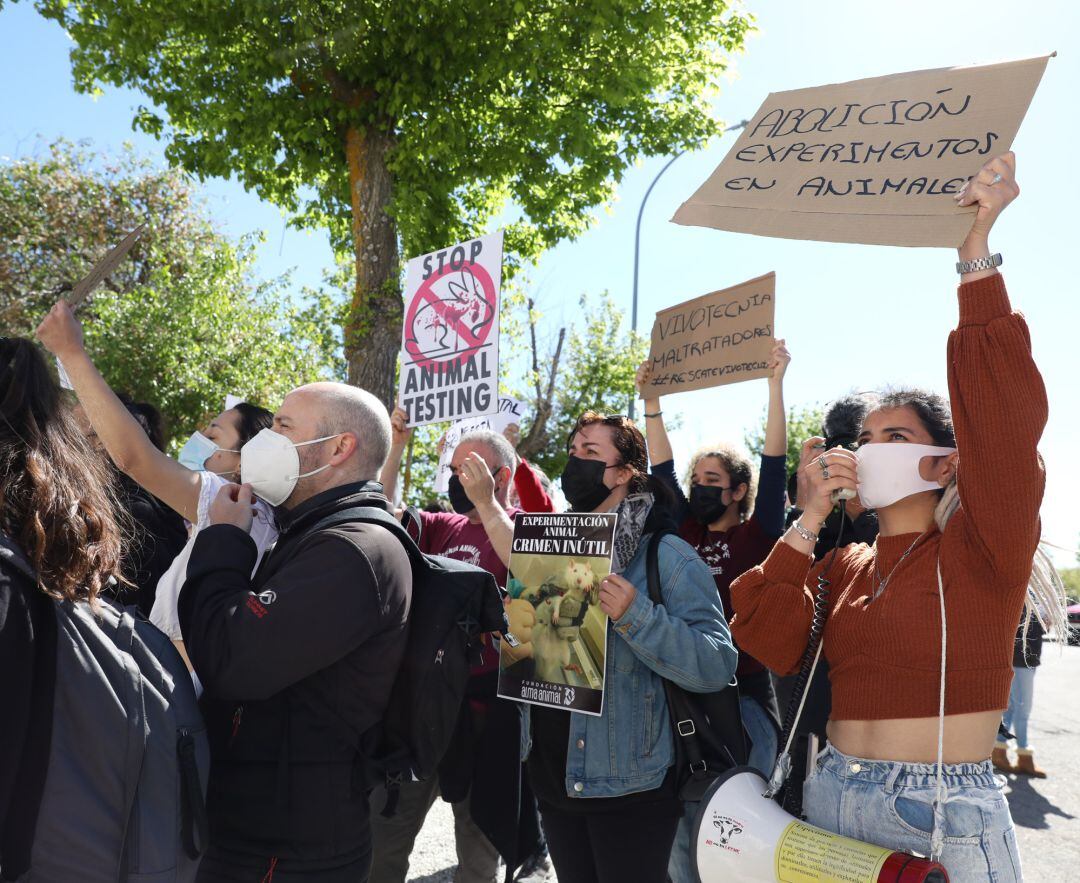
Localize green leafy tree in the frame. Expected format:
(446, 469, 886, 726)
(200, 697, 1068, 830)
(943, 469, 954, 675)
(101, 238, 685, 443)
(32, 0, 754, 409)
(744, 402, 825, 480)
(0, 140, 343, 441)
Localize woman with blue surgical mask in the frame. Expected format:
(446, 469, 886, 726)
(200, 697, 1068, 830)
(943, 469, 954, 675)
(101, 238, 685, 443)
(36, 301, 278, 668)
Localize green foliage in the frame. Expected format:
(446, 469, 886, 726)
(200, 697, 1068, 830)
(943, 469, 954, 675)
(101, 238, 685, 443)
(744, 402, 825, 479)
(0, 140, 343, 443)
(1061, 567, 1080, 604)
(33, 0, 754, 269)
(529, 293, 648, 478)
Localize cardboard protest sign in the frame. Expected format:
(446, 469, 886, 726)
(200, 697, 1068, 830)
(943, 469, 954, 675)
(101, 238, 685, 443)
(640, 273, 775, 397)
(68, 223, 146, 309)
(434, 396, 527, 493)
(673, 55, 1052, 247)
(499, 512, 617, 716)
(399, 231, 503, 427)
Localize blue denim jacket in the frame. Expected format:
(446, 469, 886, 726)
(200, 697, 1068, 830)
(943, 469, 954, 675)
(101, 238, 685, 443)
(522, 532, 737, 799)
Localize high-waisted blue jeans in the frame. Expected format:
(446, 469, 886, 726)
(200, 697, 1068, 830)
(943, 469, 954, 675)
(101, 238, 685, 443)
(803, 744, 1023, 883)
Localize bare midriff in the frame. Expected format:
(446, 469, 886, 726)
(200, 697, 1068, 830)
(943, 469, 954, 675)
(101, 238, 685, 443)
(828, 710, 1003, 765)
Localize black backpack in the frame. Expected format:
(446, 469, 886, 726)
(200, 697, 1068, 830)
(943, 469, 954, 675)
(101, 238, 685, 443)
(299, 505, 507, 814)
(646, 529, 749, 802)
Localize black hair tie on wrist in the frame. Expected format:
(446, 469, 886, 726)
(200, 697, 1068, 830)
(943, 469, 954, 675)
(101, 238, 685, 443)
(644, 411, 663, 418)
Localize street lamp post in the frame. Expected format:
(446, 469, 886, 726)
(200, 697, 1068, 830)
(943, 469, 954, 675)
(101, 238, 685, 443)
(628, 120, 749, 420)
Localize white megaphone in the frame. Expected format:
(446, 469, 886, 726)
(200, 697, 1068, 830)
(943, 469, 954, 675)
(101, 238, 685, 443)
(693, 767, 949, 883)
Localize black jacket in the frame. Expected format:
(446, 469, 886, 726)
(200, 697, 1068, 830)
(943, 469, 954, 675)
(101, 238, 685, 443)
(115, 473, 188, 616)
(178, 482, 411, 873)
(0, 535, 57, 880)
(1013, 615, 1044, 669)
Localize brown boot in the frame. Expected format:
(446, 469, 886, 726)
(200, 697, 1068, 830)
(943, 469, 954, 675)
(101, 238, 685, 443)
(992, 745, 1016, 773)
(1015, 748, 1047, 778)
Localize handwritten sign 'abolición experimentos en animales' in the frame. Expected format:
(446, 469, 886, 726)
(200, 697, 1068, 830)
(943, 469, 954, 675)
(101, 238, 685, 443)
(640, 273, 776, 398)
(399, 231, 503, 427)
(673, 55, 1052, 247)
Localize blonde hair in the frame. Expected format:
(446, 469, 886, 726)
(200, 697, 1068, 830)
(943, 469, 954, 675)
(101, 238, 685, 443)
(934, 481, 1068, 646)
(684, 443, 757, 520)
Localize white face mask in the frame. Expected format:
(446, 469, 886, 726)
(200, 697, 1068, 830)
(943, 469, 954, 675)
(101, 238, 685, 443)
(856, 443, 957, 509)
(240, 428, 342, 506)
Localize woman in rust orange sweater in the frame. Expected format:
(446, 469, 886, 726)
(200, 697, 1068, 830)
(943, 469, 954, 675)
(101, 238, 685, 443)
(730, 151, 1041, 882)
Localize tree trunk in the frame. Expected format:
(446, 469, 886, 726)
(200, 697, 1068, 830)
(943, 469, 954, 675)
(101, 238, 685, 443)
(344, 124, 401, 412)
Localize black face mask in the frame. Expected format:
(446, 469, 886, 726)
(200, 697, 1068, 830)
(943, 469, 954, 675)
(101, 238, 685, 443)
(688, 484, 731, 525)
(447, 471, 499, 515)
(560, 456, 616, 512)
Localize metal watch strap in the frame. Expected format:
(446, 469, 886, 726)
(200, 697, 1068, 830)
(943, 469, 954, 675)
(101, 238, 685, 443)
(955, 252, 1002, 275)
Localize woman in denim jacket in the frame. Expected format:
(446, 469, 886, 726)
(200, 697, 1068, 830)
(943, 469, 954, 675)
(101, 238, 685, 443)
(461, 411, 737, 883)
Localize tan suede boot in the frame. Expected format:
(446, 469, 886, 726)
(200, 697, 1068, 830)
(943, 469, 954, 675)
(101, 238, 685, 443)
(992, 744, 1016, 773)
(1015, 748, 1047, 778)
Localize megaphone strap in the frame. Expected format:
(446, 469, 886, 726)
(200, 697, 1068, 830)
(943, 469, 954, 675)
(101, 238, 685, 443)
(930, 557, 947, 862)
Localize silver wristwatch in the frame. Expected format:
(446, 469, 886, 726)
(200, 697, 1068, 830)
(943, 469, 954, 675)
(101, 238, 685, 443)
(955, 253, 1002, 275)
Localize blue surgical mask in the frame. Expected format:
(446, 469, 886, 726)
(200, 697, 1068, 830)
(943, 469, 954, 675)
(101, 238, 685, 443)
(178, 431, 237, 473)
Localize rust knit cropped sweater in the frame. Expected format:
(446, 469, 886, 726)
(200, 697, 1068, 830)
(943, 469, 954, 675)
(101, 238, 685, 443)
(730, 274, 1047, 721)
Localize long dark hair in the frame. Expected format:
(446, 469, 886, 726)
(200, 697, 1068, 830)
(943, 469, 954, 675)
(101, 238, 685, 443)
(0, 338, 127, 602)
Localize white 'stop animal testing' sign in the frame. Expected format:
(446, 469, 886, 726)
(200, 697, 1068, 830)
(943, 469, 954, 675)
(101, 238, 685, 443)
(398, 231, 503, 427)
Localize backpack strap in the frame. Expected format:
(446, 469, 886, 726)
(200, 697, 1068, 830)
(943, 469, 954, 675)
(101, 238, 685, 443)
(646, 530, 713, 780)
(296, 505, 428, 568)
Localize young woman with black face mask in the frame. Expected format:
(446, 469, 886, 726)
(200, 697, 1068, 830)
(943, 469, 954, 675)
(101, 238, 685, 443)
(636, 339, 790, 774)
(462, 412, 737, 883)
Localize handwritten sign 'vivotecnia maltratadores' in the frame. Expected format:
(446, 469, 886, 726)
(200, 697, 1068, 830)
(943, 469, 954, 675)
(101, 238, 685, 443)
(399, 231, 503, 427)
(640, 273, 776, 398)
(673, 55, 1052, 247)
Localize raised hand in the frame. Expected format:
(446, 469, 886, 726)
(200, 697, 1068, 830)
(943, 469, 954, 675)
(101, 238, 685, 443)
(635, 360, 653, 397)
(36, 301, 86, 360)
(956, 151, 1019, 248)
(389, 406, 413, 449)
(768, 338, 791, 385)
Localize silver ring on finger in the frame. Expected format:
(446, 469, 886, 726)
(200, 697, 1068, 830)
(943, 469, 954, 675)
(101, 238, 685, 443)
(990, 173, 1003, 185)
(822, 466, 831, 480)
(817, 455, 829, 474)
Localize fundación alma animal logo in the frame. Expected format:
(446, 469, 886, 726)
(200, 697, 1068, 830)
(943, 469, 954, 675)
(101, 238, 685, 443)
(563, 687, 575, 707)
(711, 814, 745, 847)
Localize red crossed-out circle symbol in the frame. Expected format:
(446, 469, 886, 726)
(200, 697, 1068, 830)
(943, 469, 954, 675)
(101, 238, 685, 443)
(404, 260, 497, 371)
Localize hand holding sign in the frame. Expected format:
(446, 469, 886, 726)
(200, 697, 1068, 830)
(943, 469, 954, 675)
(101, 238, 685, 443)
(389, 406, 413, 450)
(37, 301, 86, 362)
(599, 573, 637, 622)
(768, 338, 791, 385)
(956, 152, 1019, 247)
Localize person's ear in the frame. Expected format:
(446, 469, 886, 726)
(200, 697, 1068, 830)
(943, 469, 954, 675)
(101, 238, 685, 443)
(937, 451, 959, 487)
(611, 464, 633, 488)
(328, 432, 358, 467)
(732, 482, 749, 503)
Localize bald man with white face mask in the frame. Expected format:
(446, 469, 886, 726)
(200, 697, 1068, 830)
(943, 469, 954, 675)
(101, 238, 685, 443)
(178, 383, 412, 883)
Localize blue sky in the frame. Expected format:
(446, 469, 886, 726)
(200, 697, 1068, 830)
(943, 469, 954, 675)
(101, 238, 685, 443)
(2, 0, 1078, 562)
